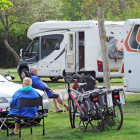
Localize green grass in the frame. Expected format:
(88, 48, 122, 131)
(4, 71, 124, 89)
(1, 94, 140, 140)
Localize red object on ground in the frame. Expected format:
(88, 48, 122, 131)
(72, 79, 77, 90)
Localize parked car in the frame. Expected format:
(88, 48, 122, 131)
(0, 74, 49, 122)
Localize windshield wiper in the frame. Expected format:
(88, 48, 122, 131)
(0, 81, 5, 82)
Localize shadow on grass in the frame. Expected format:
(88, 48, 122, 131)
(110, 81, 123, 83)
(126, 100, 140, 104)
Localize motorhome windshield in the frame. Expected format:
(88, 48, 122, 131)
(24, 40, 39, 57)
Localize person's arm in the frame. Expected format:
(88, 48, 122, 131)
(33, 77, 50, 90)
(9, 92, 19, 107)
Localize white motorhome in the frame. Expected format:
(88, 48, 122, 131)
(124, 19, 140, 92)
(17, 20, 124, 82)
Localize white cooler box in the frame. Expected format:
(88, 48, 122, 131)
(106, 90, 113, 107)
(106, 88, 125, 107)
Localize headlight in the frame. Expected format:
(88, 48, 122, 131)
(0, 97, 9, 103)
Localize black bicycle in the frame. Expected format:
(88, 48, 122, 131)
(63, 73, 105, 132)
(54, 73, 124, 131)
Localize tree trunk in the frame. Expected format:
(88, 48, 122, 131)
(4, 29, 20, 63)
(97, 0, 110, 89)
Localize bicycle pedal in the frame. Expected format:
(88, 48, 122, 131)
(79, 126, 85, 130)
(75, 113, 80, 117)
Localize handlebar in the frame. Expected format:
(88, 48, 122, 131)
(52, 72, 95, 84)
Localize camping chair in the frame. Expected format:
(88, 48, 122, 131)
(0, 107, 12, 132)
(0, 112, 12, 132)
(24, 70, 55, 113)
(42, 89, 55, 113)
(6, 96, 45, 138)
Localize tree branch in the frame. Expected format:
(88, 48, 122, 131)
(0, 12, 5, 26)
(8, 21, 29, 28)
(5, 12, 8, 29)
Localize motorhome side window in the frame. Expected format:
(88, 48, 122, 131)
(70, 34, 73, 51)
(24, 41, 39, 56)
(42, 38, 60, 50)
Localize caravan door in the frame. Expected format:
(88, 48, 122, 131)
(127, 54, 140, 91)
(124, 19, 140, 92)
(65, 31, 78, 73)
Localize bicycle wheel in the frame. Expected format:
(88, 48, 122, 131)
(90, 108, 104, 132)
(68, 97, 75, 128)
(73, 105, 82, 129)
(104, 105, 123, 130)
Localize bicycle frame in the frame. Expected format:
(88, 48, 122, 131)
(67, 83, 83, 113)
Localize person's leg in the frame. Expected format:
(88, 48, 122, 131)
(53, 98, 63, 112)
(57, 97, 69, 111)
(51, 94, 69, 111)
(13, 123, 20, 134)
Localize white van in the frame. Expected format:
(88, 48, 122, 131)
(124, 19, 140, 92)
(17, 20, 124, 82)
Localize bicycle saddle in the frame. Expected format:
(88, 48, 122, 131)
(77, 83, 87, 87)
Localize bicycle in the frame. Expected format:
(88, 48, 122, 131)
(73, 74, 125, 130)
(54, 73, 105, 132)
(53, 72, 125, 131)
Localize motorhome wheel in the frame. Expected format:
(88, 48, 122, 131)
(19, 68, 29, 81)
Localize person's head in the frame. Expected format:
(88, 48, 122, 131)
(22, 77, 32, 88)
(29, 66, 38, 76)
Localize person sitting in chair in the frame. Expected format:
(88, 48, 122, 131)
(9, 77, 40, 135)
(29, 66, 69, 112)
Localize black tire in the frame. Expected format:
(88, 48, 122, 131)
(104, 105, 123, 130)
(73, 105, 81, 129)
(68, 97, 75, 129)
(19, 68, 29, 81)
(50, 77, 58, 82)
(90, 108, 104, 132)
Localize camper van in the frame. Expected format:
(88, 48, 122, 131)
(124, 19, 140, 92)
(17, 20, 124, 82)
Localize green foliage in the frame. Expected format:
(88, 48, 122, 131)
(62, 0, 82, 20)
(73, 0, 140, 21)
(0, 24, 30, 68)
(0, 0, 140, 67)
(0, 0, 64, 67)
(0, 0, 12, 10)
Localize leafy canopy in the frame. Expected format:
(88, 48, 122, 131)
(0, 0, 12, 10)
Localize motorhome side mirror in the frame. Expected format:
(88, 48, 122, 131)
(20, 48, 24, 58)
